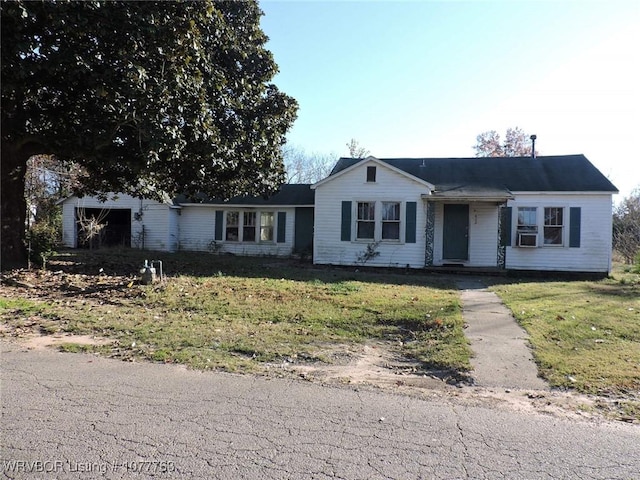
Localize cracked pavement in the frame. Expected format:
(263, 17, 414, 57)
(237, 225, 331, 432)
(456, 277, 550, 390)
(1, 340, 638, 479)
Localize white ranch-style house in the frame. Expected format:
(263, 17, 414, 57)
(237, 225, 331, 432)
(60, 184, 315, 257)
(60, 154, 618, 275)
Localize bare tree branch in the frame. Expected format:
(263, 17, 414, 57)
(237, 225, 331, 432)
(346, 139, 369, 159)
(613, 187, 640, 263)
(474, 127, 535, 157)
(76, 207, 109, 250)
(283, 145, 336, 184)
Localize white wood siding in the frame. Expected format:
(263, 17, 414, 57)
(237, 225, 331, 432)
(168, 209, 180, 252)
(137, 204, 170, 251)
(178, 207, 215, 251)
(314, 161, 428, 268)
(506, 193, 613, 273)
(60, 194, 172, 251)
(180, 206, 296, 256)
(61, 200, 78, 248)
(62, 195, 298, 256)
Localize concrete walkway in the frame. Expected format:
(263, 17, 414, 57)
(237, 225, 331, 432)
(456, 278, 549, 391)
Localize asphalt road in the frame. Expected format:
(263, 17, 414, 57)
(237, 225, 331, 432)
(1, 341, 638, 480)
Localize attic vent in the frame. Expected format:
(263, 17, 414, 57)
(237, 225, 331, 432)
(366, 166, 376, 182)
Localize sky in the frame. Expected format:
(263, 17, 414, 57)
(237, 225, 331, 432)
(259, 0, 639, 202)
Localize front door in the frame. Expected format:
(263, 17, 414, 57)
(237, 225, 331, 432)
(294, 207, 314, 255)
(443, 204, 469, 260)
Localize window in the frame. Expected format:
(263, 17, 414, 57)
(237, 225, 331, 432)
(342, 200, 411, 243)
(366, 166, 376, 182)
(243, 212, 256, 242)
(517, 207, 537, 232)
(517, 207, 537, 247)
(544, 207, 563, 245)
(224, 210, 272, 243)
(357, 202, 375, 239)
(382, 202, 400, 240)
(260, 212, 274, 242)
(515, 206, 565, 247)
(225, 211, 239, 241)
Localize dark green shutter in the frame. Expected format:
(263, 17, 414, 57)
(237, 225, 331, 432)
(501, 207, 512, 247)
(277, 212, 286, 243)
(341, 201, 352, 241)
(405, 202, 417, 243)
(215, 210, 223, 241)
(569, 207, 581, 248)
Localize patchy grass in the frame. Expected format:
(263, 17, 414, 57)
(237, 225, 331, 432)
(57, 343, 96, 354)
(0, 297, 46, 315)
(0, 250, 471, 375)
(490, 268, 640, 397)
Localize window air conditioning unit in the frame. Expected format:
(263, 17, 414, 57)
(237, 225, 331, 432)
(517, 232, 538, 247)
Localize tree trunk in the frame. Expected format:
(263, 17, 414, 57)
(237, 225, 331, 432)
(1, 141, 30, 269)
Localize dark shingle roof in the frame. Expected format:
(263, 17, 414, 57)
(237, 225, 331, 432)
(331, 155, 618, 193)
(174, 184, 315, 206)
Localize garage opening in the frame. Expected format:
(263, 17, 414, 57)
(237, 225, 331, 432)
(76, 208, 131, 249)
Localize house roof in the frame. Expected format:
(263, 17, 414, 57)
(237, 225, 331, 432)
(330, 155, 618, 193)
(174, 183, 315, 206)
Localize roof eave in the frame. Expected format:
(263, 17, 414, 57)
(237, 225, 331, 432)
(509, 190, 619, 195)
(312, 156, 436, 190)
(177, 203, 314, 208)
(422, 193, 514, 202)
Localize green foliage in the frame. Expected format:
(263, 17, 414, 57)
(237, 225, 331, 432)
(57, 343, 92, 354)
(0, 297, 44, 314)
(26, 218, 61, 268)
(1, 0, 298, 266)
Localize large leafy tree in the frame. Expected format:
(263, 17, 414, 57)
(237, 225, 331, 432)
(1, 0, 297, 267)
(474, 127, 535, 157)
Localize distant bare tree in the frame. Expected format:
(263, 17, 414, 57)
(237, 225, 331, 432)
(503, 127, 533, 157)
(25, 155, 82, 224)
(283, 145, 336, 183)
(474, 127, 536, 157)
(346, 139, 369, 159)
(613, 188, 640, 264)
(474, 131, 503, 157)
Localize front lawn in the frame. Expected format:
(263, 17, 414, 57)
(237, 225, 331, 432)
(490, 268, 640, 396)
(0, 250, 471, 375)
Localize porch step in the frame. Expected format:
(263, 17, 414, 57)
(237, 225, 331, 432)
(425, 265, 505, 276)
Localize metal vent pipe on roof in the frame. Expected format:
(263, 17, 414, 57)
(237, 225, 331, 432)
(530, 134, 537, 158)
